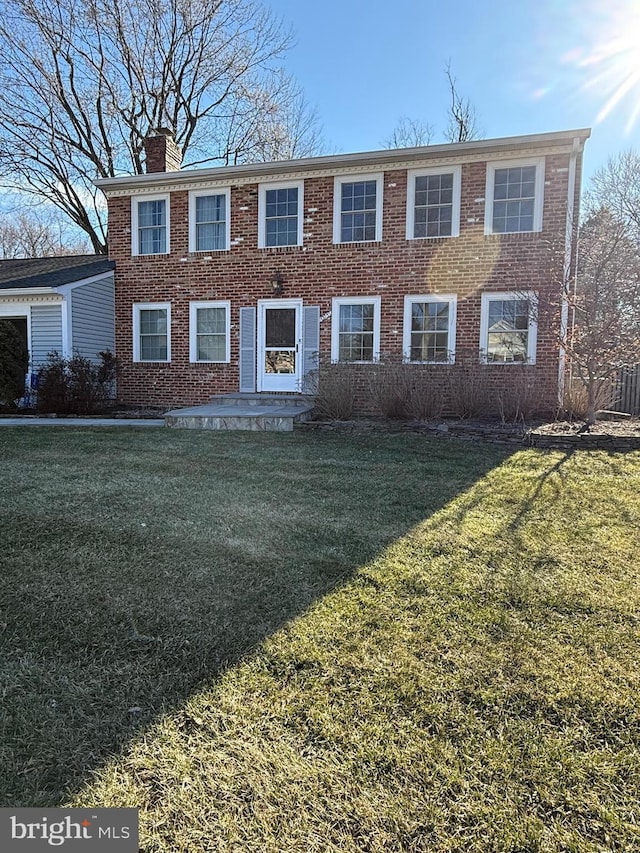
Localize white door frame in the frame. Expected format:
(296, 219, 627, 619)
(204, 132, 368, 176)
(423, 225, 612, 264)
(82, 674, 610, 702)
(257, 298, 303, 393)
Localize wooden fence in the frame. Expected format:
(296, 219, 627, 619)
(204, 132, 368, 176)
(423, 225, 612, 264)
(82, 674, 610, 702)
(612, 365, 640, 415)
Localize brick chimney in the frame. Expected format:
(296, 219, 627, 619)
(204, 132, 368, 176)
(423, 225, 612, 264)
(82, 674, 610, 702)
(143, 128, 182, 173)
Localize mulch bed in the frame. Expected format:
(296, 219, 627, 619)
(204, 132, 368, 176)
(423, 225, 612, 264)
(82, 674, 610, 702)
(301, 416, 640, 451)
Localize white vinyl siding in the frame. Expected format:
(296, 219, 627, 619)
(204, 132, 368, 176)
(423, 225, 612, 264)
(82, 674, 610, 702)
(30, 304, 63, 369)
(70, 277, 115, 361)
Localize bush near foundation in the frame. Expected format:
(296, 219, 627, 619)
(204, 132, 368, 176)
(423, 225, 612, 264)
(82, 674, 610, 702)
(36, 350, 119, 414)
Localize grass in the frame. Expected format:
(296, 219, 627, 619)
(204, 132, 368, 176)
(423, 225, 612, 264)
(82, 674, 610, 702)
(0, 428, 639, 852)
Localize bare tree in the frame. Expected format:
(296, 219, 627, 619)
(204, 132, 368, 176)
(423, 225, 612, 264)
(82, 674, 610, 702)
(383, 117, 434, 149)
(383, 64, 481, 149)
(0, 211, 90, 258)
(444, 62, 482, 143)
(565, 207, 640, 426)
(590, 150, 640, 238)
(0, 0, 323, 253)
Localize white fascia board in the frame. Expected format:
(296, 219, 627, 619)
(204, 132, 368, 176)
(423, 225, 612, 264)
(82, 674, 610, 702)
(95, 129, 591, 195)
(56, 271, 115, 298)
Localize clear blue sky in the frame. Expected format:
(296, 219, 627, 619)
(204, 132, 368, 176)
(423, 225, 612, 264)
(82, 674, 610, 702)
(269, 0, 640, 184)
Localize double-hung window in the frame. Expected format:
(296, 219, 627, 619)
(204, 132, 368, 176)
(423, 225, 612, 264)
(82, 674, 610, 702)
(485, 159, 544, 234)
(189, 301, 230, 363)
(132, 195, 169, 255)
(189, 190, 230, 252)
(133, 303, 171, 362)
(480, 292, 537, 363)
(406, 167, 461, 239)
(331, 296, 381, 362)
(258, 181, 303, 247)
(334, 174, 383, 243)
(403, 295, 457, 363)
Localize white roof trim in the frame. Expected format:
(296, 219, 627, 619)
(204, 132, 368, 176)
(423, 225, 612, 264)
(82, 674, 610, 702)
(95, 129, 591, 197)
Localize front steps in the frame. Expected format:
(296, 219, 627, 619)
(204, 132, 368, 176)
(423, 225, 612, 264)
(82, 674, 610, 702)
(164, 393, 316, 432)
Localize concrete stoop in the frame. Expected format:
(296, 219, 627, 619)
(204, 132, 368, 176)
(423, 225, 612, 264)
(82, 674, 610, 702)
(164, 393, 316, 432)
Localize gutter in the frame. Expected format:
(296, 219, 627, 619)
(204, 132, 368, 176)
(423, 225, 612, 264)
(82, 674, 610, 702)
(558, 135, 581, 405)
(95, 128, 592, 193)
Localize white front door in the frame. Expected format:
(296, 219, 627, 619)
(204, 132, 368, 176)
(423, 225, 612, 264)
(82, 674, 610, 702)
(257, 299, 302, 392)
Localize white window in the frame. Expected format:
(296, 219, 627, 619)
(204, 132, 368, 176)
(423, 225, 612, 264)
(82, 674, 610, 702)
(131, 195, 170, 255)
(189, 301, 230, 363)
(258, 181, 304, 248)
(403, 295, 457, 363)
(331, 296, 381, 362)
(485, 159, 545, 235)
(189, 189, 230, 252)
(133, 303, 171, 362)
(333, 174, 383, 243)
(480, 292, 537, 364)
(406, 167, 461, 239)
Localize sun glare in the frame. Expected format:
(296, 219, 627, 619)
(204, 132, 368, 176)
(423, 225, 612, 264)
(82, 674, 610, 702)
(569, 0, 640, 131)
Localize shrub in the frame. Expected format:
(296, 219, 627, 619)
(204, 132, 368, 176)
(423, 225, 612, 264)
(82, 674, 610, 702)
(36, 350, 120, 414)
(446, 352, 491, 419)
(367, 355, 445, 420)
(0, 319, 29, 408)
(314, 359, 358, 420)
(492, 365, 545, 424)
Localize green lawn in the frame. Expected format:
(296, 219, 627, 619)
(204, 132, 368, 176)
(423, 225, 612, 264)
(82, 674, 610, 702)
(1, 428, 639, 852)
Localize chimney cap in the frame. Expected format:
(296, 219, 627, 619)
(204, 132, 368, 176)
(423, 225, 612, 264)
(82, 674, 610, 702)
(148, 127, 175, 138)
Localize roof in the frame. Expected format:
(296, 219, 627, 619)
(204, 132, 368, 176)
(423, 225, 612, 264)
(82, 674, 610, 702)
(95, 128, 591, 194)
(0, 255, 114, 291)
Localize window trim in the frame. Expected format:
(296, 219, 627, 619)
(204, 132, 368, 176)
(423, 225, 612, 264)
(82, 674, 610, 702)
(333, 173, 384, 244)
(484, 158, 545, 235)
(133, 302, 171, 363)
(406, 167, 461, 240)
(188, 188, 231, 253)
(330, 296, 381, 363)
(402, 294, 457, 364)
(131, 194, 170, 256)
(258, 180, 304, 248)
(189, 300, 231, 363)
(479, 291, 538, 364)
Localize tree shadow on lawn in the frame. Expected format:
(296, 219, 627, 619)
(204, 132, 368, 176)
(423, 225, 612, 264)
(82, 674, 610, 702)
(0, 427, 514, 807)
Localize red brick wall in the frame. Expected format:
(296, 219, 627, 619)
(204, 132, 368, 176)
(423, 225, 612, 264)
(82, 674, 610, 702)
(107, 150, 577, 413)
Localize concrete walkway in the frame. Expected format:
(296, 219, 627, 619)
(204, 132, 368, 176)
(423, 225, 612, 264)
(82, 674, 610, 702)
(0, 417, 165, 427)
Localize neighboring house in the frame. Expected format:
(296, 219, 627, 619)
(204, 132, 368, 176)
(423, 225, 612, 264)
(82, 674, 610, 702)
(95, 128, 590, 413)
(0, 255, 115, 387)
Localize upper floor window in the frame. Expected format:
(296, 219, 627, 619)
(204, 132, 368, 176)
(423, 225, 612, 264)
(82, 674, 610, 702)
(133, 302, 171, 362)
(189, 189, 230, 252)
(406, 167, 461, 239)
(331, 296, 381, 362)
(132, 195, 169, 255)
(258, 181, 303, 248)
(403, 295, 457, 363)
(189, 301, 231, 363)
(480, 292, 537, 363)
(485, 159, 544, 235)
(333, 174, 383, 243)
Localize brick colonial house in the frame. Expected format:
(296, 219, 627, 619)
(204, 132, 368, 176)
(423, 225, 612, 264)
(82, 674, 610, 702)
(96, 128, 590, 414)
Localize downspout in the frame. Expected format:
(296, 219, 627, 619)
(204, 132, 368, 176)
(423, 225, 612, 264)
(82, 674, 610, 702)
(558, 136, 581, 406)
